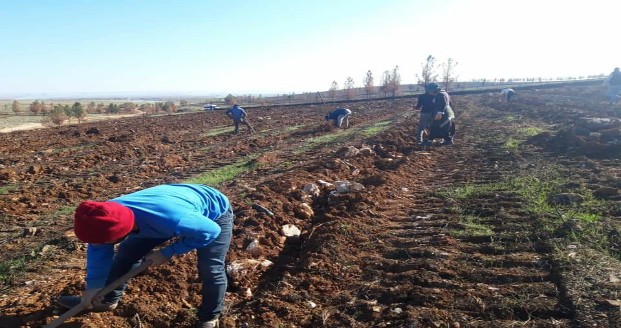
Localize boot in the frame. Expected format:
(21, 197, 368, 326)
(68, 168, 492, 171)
(56, 295, 118, 312)
(196, 318, 219, 328)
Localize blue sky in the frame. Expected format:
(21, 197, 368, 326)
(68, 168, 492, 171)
(0, 0, 618, 97)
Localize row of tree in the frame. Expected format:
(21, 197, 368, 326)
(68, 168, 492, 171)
(327, 55, 458, 100)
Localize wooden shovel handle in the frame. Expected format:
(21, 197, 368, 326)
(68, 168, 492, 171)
(43, 260, 152, 328)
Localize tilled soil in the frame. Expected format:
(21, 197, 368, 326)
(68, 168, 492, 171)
(1, 84, 620, 328)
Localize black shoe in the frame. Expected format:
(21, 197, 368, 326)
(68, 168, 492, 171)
(56, 295, 118, 312)
(441, 139, 454, 146)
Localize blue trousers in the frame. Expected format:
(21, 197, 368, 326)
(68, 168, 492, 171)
(103, 207, 234, 321)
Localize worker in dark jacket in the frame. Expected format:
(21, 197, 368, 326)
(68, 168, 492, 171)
(419, 83, 455, 146)
(415, 84, 438, 143)
(226, 104, 255, 134)
(56, 184, 233, 328)
(603, 67, 621, 105)
(325, 107, 352, 128)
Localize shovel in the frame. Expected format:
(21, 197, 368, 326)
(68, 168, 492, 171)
(44, 260, 152, 328)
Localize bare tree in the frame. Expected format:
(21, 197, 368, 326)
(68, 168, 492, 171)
(329, 80, 338, 101)
(344, 77, 355, 100)
(441, 58, 458, 91)
(29, 100, 41, 115)
(363, 70, 375, 99)
(11, 100, 21, 114)
(418, 55, 438, 86)
(380, 71, 391, 98)
(389, 65, 402, 97)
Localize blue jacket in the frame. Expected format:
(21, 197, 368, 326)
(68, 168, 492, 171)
(226, 105, 246, 120)
(326, 108, 351, 120)
(85, 184, 230, 288)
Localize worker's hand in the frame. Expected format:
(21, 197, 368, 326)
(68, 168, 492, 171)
(80, 288, 102, 309)
(144, 250, 170, 267)
(434, 112, 444, 120)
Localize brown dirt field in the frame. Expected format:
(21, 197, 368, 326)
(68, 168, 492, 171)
(1, 84, 620, 328)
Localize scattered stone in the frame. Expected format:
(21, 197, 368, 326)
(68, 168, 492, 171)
(302, 183, 320, 197)
(306, 301, 316, 308)
(334, 180, 365, 193)
(22, 227, 38, 237)
(226, 259, 274, 281)
(281, 224, 301, 237)
(245, 238, 260, 251)
(293, 203, 314, 220)
(391, 307, 403, 314)
(358, 145, 374, 156)
(337, 146, 359, 158)
(317, 180, 334, 188)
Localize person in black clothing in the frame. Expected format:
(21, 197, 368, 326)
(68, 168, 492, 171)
(603, 67, 621, 105)
(417, 83, 455, 146)
(414, 84, 437, 143)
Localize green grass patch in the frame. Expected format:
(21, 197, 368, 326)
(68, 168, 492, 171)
(517, 127, 544, 137)
(0, 184, 17, 195)
(295, 120, 393, 154)
(185, 157, 259, 186)
(54, 205, 76, 216)
(0, 256, 27, 284)
(451, 216, 494, 237)
(203, 126, 232, 137)
(503, 137, 520, 150)
(360, 120, 392, 137)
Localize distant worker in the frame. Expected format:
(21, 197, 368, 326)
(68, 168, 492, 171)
(500, 88, 517, 103)
(226, 104, 255, 134)
(325, 107, 352, 128)
(414, 84, 438, 144)
(603, 67, 621, 105)
(419, 83, 455, 146)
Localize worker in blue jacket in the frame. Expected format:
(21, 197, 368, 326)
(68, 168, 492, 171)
(325, 107, 352, 128)
(56, 184, 233, 328)
(226, 104, 255, 134)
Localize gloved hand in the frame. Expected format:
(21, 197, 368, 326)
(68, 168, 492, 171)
(434, 112, 444, 120)
(80, 288, 102, 309)
(144, 250, 170, 267)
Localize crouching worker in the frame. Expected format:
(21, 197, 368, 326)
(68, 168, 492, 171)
(56, 183, 233, 328)
(325, 107, 352, 128)
(421, 107, 455, 146)
(419, 83, 455, 146)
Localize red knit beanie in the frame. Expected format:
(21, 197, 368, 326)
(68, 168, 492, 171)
(74, 201, 135, 243)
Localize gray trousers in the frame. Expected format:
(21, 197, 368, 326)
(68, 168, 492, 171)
(417, 112, 433, 141)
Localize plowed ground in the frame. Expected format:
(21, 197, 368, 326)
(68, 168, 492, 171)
(1, 84, 620, 328)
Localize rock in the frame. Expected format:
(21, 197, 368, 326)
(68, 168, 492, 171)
(335, 180, 365, 193)
(245, 238, 260, 251)
(281, 224, 301, 237)
(337, 146, 359, 158)
(302, 183, 320, 197)
(293, 203, 314, 220)
(226, 259, 274, 281)
(358, 145, 375, 156)
(317, 180, 334, 188)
